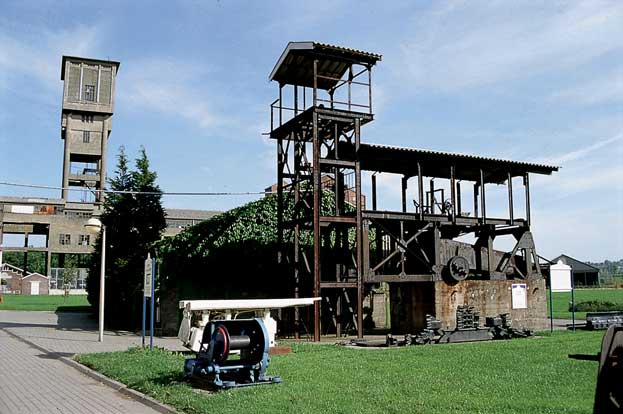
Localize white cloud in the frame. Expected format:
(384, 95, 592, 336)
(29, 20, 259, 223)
(537, 134, 623, 165)
(398, 1, 623, 92)
(549, 70, 623, 106)
(118, 58, 217, 129)
(0, 25, 100, 91)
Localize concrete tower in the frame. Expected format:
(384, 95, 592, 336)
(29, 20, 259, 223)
(60, 56, 120, 203)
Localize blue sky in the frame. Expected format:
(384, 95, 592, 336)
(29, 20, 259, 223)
(0, 0, 621, 261)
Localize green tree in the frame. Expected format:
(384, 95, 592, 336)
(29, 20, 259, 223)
(87, 146, 166, 329)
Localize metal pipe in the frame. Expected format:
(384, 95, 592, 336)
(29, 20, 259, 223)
(401, 176, 407, 213)
(372, 173, 377, 211)
(294, 84, 298, 115)
(348, 66, 352, 111)
(368, 65, 372, 114)
(313, 60, 318, 107)
(417, 163, 424, 220)
(99, 226, 106, 342)
(524, 173, 531, 226)
(430, 179, 435, 214)
(450, 166, 456, 223)
(473, 183, 479, 219)
(508, 172, 514, 225)
(456, 181, 462, 218)
(278, 84, 283, 126)
(480, 169, 486, 224)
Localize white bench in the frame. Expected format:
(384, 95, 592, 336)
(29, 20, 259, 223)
(178, 297, 320, 352)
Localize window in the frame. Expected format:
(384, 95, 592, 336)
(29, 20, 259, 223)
(82, 130, 90, 143)
(59, 234, 71, 245)
(83, 85, 96, 102)
(81, 115, 94, 123)
(78, 234, 90, 246)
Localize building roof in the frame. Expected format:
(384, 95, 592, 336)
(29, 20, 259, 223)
(0, 196, 66, 205)
(550, 254, 600, 273)
(61, 55, 121, 80)
(269, 41, 382, 90)
(341, 143, 559, 183)
(164, 208, 221, 221)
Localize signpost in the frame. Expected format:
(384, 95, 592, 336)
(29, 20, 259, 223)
(549, 260, 575, 333)
(511, 283, 527, 309)
(142, 253, 156, 350)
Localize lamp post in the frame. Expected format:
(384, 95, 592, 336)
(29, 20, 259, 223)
(85, 218, 106, 342)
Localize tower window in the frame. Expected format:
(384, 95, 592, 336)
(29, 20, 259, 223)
(83, 85, 96, 102)
(59, 234, 71, 245)
(78, 234, 90, 246)
(82, 131, 90, 143)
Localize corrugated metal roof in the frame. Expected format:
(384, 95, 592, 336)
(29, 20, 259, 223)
(551, 254, 600, 272)
(312, 42, 383, 61)
(364, 143, 559, 172)
(269, 41, 381, 89)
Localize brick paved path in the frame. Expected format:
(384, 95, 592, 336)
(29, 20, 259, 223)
(0, 311, 184, 413)
(0, 329, 159, 414)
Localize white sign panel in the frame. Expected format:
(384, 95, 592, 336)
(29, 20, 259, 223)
(550, 260, 572, 292)
(144, 256, 152, 298)
(511, 283, 527, 309)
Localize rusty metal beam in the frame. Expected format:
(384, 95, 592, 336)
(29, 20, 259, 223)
(355, 117, 363, 338)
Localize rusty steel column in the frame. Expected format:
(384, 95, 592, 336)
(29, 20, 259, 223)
(312, 60, 321, 341)
(277, 138, 284, 265)
(293, 136, 301, 339)
(312, 111, 320, 342)
(355, 117, 363, 338)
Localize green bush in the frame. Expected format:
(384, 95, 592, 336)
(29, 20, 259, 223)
(569, 300, 623, 312)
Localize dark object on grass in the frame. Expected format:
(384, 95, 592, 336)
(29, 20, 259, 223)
(437, 305, 492, 343)
(183, 318, 281, 389)
(485, 313, 532, 339)
(568, 324, 623, 414)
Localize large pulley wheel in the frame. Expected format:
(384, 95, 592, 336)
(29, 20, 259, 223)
(447, 256, 470, 282)
(594, 324, 623, 413)
(211, 325, 230, 364)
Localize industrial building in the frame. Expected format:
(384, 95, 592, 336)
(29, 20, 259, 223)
(269, 42, 559, 338)
(0, 56, 219, 295)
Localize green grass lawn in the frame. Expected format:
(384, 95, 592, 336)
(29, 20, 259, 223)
(546, 288, 623, 319)
(77, 331, 602, 414)
(0, 294, 91, 312)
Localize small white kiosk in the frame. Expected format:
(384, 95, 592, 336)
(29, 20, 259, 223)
(549, 260, 575, 331)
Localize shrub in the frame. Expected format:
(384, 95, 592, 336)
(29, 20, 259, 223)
(569, 300, 623, 312)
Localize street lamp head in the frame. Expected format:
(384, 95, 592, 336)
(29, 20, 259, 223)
(85, 217, 103, 234)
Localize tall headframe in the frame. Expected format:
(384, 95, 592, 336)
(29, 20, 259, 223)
(60, 56, 120, 203)
(270, 42, 559, 340)
(270, 42, 382, 340)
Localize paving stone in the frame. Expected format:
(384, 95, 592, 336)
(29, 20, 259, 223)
(0, 310, 185, 413)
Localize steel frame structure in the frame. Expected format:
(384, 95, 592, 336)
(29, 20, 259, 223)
(269, 42, 558, 341)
